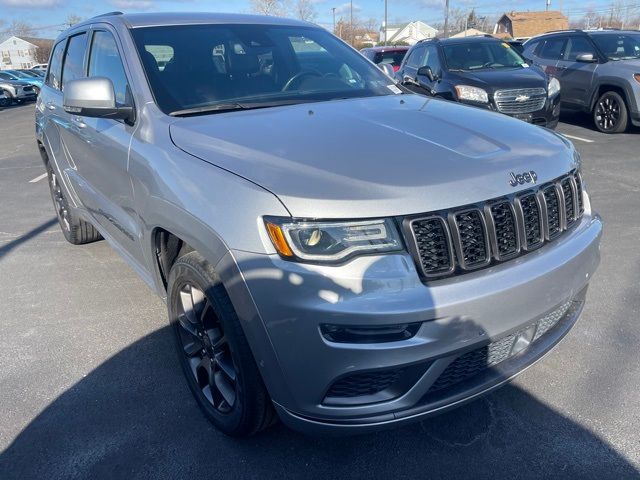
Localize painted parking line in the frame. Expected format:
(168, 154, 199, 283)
(561, 133, 594, 143)
(29, 173, 47, 183)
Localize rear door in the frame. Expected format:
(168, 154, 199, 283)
(38, 38, 68, 188)
(61, 26, 143, 263)
(529, 36, 566, 77)
(554, 35, 599, 108)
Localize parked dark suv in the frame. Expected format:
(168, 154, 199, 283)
(523, 29, 640, 133)
(396, 36, 561, 128)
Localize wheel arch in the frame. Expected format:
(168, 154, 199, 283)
(589, 80, 635, 113)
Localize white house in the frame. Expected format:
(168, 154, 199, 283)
(381, 21, 438, 45)
(0, 36, 39, 70)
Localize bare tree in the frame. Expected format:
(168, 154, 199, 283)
(66, 14, 83, 28)
(250, 0, 289, 17)
(293, 0, 317, 22)
(2, 20, 36, 38)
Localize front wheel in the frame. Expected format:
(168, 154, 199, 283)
(593, 91, 628, 133)
(167, 251, 275, 436)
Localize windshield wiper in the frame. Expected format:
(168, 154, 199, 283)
(169, 99, 307, 117)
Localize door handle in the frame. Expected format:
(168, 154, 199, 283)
(45, 102, 56, 110)
(72, 116, 86, 128)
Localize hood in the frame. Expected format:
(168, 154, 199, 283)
(448, 66, 547, 91)
(169, 94, 577, 219)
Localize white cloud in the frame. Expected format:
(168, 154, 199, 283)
(0, 0, 60, 6)
(334, 2, 361, 15)
(109, 0, 153, 9)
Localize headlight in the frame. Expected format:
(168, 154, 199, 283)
(264, 218, 403, 263)
(454, 85, 488, 103)
(548, 77, 561, 97)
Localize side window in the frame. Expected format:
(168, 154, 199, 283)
(521, 40, 539, 60)
(88, 31, 130, 105)
(61, 33, 88, 90)
(538, 38, 566, 61)
(422, 45, 441, 74)
(46, 40, 66, 90)
(406, 46, 426, 68)
(564, 37, 596, 61)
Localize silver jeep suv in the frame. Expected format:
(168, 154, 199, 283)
(36, 12, 602, 436)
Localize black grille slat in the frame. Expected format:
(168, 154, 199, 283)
(561, 178, 575, 226)
(326, 369, 404, 398)
(411, 218, 452, 276)
(490, 201, 518, 257)
(454, 210, 488, 268)
(408, 173, 583, 280)
(544, 186, 561, 238)
(520, 194, 543, 248)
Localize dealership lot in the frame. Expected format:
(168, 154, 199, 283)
(0, 103, 638, 479)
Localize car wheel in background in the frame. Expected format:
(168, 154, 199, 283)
(46, 162, 102, 244)
(167, 251, 276, 437)
(594, 91, 628, 134)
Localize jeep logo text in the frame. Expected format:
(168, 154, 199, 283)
(509, 170, 538, 187)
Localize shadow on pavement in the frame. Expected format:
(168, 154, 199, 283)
(0, 324, 637, 480)
(0, 218, 57, 260)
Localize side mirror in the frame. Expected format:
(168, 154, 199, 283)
(63, 77, 133, 121)
(417, 66, 436, 82)
(575, 53, 597, 63)
(378, 63, 396, 78)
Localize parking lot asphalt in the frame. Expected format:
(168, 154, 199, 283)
(0, 103, 638, 479)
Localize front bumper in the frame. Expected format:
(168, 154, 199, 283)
(223, 210, 601, 435)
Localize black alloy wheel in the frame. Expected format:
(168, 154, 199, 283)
(175, 282, 238, 414)
(168, 251, 275, 436)
(594, 91, 628, 133)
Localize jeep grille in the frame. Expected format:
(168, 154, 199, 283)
(407, 171, 584, 279)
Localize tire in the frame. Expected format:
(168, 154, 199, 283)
(167, 251, 275, 436)
(593, 91, 628, 133)
(45, 163, 102, 244)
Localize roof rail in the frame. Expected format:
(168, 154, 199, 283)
(92, 11, 124, 19)
(543, 29, 583, 34)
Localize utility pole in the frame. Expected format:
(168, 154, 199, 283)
(443, 0, 450, 38)
(350, 0, 353, 37)
(332, 7, 336, 34)
(384, 0, 388, 45)
(546, 0, 551, 12)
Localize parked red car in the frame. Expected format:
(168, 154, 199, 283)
(360, 46, 409, 72)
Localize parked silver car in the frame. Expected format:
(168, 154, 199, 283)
(36, 12, 602, 436)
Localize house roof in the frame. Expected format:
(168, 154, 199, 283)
(385, 21, 437, 43)
(498, 11, 568, 38)
(450, 28, 488, 38)
(0, 35, 52, 48)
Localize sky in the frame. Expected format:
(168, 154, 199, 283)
(0, 0, 607, 39)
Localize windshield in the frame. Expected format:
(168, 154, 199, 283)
(591, 33, 640, 60)
(443, 41, 527, 71)
(8, 71, 30, 78)
(131, 24, 397, 115)
(0, 72, 19, 80)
